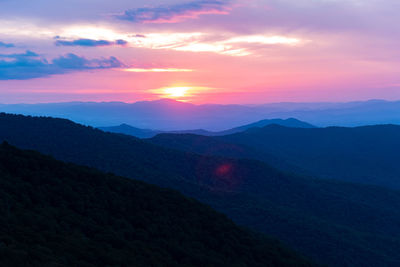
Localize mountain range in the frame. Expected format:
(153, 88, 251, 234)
(1, 99, 400, 130)
(150, 124, 400, 189)
(99, 118, 315, 138)
(1, 113, 400, 266)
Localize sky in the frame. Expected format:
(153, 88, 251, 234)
(0, 0, 400, 104)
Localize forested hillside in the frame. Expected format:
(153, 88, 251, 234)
(0, 142, 311, 266)
(219, 124, 400, 189)
(151, 124, 400, 189)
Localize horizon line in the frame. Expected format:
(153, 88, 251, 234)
(0, 98, 395, 106)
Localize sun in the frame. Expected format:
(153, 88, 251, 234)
(151, 85, 212, 101)
(163, 87, 190, 98)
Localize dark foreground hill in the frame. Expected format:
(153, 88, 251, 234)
(2, 113, 400, 266)
(0, 142, 311, 267)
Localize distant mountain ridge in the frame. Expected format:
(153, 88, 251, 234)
(100, 118, 315, 138)
(217, 118, 316, 135)
(1, 98, 400, 129)
(100, 123, 162, 138)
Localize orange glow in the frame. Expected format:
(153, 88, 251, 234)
(163, 86, 190, 98)
(149, 85, 214, 101)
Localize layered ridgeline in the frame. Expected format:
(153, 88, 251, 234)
(99, 118, 315, 138)
(2, 99, 400, 129)
(150, 124, 400, 189)
(219, 124, 400, 189)
(2, 113, 400, 266)
(0, 142, 311, 267)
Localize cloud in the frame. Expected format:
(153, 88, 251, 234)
(55, 38, 128, 47)
(118, 0, 230, 24)
(0, 41, 15, 48)
(0, 50, 124, 80)
(0, 50, 39, 58)
(123, 68, 193, 73)
(124, 32, 302, 57)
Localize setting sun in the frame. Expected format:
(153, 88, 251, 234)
(164, 87, 190, 98)
(150, 85, 214, 100)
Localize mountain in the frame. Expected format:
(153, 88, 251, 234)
(0, 142, 311, 267)
(216, 118, 316, 135)
(149, 133, 308, 175)
(2, 99, 400, 130)
(99, 123, 162, 138)
(217, 124, 400, 189)
(2, 113, 400, 266)
(151, 123, 400, 190)
(100, 118, 315, 138)
(98, 124, 213, 138)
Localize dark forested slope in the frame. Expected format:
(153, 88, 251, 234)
(151, 124, 400, 189)
(218, 124, 400, 189)
(149, 133, 308, 175)
(0, 142, 311, 267)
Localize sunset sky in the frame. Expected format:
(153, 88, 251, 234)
(1, 0, 400, 104)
